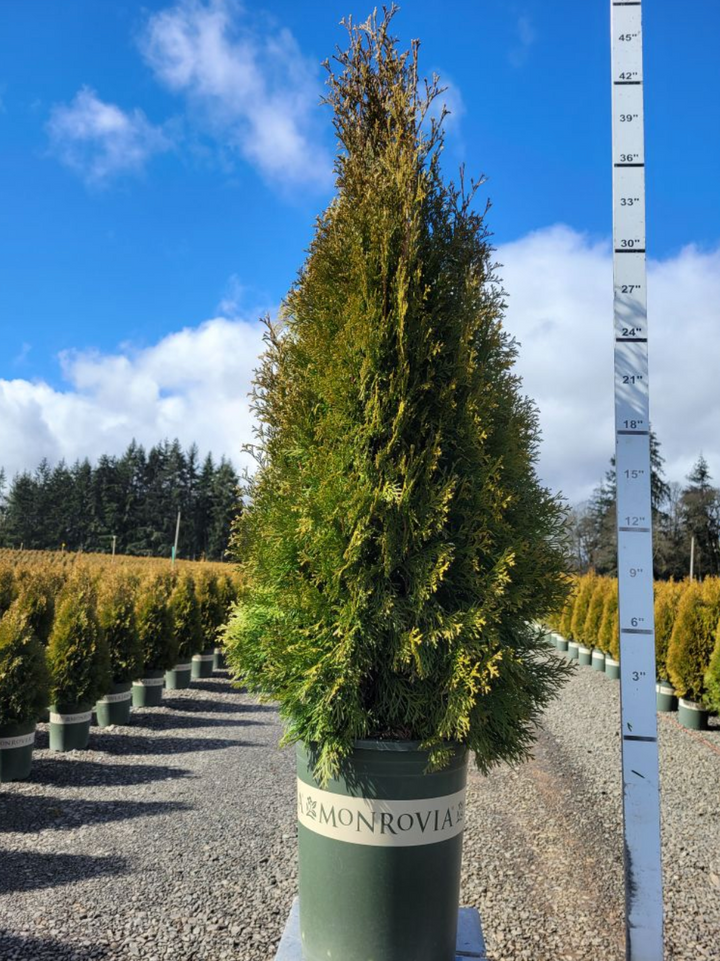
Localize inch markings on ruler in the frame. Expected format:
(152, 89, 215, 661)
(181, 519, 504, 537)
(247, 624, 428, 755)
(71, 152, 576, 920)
(611, 2, 664, 960)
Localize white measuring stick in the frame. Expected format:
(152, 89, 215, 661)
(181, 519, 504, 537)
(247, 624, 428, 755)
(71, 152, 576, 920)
(611, 2, 664, 958)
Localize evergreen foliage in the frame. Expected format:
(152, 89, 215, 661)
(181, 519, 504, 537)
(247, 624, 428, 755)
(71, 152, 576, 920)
(47, 571, 110, 707)
(666, 579, 720, 702)
(557, 586, 577, 639)
(0, 562, 15, 616)
(653, 580, 686, 681)
(196, 571, 227, 651)
(597, 580, 619, 659)
(569, 572, 597, 646)
(135, 574, 177, 672)
(170, 573, 203, 660)
(0, 605, 51, 726)
(14, 569, 58, 644)
(97, 571, 143, 684)
(226, 12, 570, 783)
(583, 577, 611, 649)
(0, 440, 239, 561)
(704, 621, 720, 715)
(567, 444, 720, 581)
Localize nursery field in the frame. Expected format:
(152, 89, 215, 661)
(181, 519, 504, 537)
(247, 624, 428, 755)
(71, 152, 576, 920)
(1, 658, 719, 960)
(548, 573, 720, 728)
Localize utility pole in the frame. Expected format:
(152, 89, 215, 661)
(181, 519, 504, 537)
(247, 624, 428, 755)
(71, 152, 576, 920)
(172, 510, 181, 566)
(689, 535, 695, 581)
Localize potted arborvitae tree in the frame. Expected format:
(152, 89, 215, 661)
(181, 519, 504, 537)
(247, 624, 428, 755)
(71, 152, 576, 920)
(666, 579, 720, 730)
(193, 572, 224, 679)
(559, 582, 579, 659)
(598, 580, 620, 680)
(133, 573, 177, 707)
(654, 579, 686, 712)
(165, 572, 202, 690)
(212, 574, 238, 671)
(0, 606, 50, 781)
(570, 573, 597, 666)
(704, 613, 720, 716)
(95, 571, 143, 727)
(225, 13, 570, 961)
(0, 562, 16, 618)
(47, 571, 110, 751)
(584, 577, 610, 673)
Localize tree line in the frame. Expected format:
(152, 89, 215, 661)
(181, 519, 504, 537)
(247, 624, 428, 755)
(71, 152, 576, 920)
(568, 435, 720, 579)
(0, 440, 240, 561)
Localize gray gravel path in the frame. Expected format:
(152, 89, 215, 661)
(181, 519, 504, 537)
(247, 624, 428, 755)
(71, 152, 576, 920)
(1, 665, 718, 960)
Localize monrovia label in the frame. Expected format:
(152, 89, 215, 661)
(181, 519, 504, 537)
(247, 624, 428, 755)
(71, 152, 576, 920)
(0, 731, 36, 750)
(50, 711, 92, 724)
(98, 690, 132, 704)
(174, 663, 192, 672)
(193, 654, 214, 662)
(133, 677, 165, 687)
(296, 779, 466, 848)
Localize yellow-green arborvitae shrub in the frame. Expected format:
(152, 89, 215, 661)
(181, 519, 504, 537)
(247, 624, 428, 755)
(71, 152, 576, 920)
(47, 570, 110, 708)
(653, 580, 687, 682)
(558, 579, 578, 639)
(704, 617, 720, 715)
(570, 573, 597, 646)
(583, 578, 612, 650)
(598, 580, 619, 660)
(667, 578, 720, 703)
(0, 605, 51, 726)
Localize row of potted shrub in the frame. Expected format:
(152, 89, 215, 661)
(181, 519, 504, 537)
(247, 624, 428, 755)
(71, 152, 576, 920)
(0, 561, 237, 782)
(545, 573, 720, 730)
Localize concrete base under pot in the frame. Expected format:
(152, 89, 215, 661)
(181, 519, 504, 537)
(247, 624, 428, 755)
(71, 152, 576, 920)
(275, 899, 488, 961)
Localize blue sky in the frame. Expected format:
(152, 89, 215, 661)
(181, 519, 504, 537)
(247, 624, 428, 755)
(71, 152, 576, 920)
(1, 0, 719, 501)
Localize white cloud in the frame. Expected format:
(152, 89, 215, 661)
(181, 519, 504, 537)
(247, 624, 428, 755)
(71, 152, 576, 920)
(139, 0, 332, 190)
(47, 87, 171, 184)
(497, 225, 720, 503)
(509, 14, 536, 68)
(0, 316, 265, 482)
(1, 227, 718, 507)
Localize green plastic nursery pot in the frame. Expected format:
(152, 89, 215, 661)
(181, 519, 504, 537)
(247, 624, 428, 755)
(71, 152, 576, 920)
(554, 634, 569, 653)
(165, 662, 192, 690)
(605, 657, 620, 681)
(655, 682, 678, 713)
(95, 681, 133, 727)
(297, 740, 468, 961)
(49, 703, 92, 752)
(0, 720, 36, 782)
(591, 649, 606, 673)
(577, 645, 592, 667)
(132, 670, 165, 708)
(678, 698, 708, 731)
(213, 647, 226, 671)
(567, 641, 579, 661)
(191, 648, 215, 679)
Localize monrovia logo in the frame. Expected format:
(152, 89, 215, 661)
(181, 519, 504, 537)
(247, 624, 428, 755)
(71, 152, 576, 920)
(296, 779, 466, 848)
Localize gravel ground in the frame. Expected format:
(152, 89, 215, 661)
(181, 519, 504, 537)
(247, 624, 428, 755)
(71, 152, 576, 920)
(1, 664, 719, 960)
